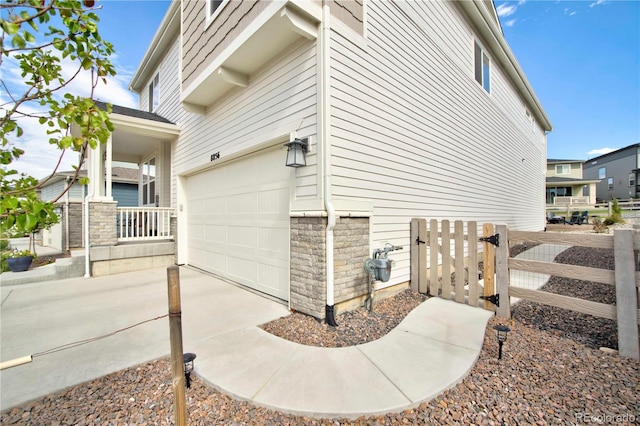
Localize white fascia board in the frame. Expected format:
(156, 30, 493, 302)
(109, 113, 181, 139)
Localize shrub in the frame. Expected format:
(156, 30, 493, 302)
(592, 217, 609, 233)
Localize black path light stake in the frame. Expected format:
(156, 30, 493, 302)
(183, 352, 197, 388)
(493, 324, 510, 360)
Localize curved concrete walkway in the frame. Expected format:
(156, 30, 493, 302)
(193, 297, 493, 419)
(1, 266, 492, 418)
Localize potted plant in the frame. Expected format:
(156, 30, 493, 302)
(5, 249, 37, 272)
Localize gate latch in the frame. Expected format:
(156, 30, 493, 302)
(479, 234, 500, 247)
(415, 236, 425, 245)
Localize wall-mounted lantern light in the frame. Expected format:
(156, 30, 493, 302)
(284, 137, 309, 168)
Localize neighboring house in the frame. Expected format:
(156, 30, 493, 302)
(39, 168, 139, 251)
(546, 159, 599, 205)
(81, 0, 551, 320)
(583, 143, 640, 202)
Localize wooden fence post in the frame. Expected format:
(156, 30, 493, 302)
(441, 220, 451, 300)
(495, 224, 511, 318)
(613, 229, 640, 360)
(482, 223, 495, 311)
(467, 222, 479, 308)
(167, 266, 187, 425)
(429, 219, 439, 297)
(454, 220, 465, 303)
(410, 218, 427, 293)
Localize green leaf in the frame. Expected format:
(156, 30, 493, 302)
(2, 21, 19, 35)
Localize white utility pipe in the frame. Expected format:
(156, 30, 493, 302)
(321, 3, 336, 311)
(84, 180, 94, 278)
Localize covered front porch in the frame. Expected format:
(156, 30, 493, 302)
(83, 103, 180, 276)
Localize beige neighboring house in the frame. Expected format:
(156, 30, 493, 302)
(80, 0, 552, 321)
(546, 159, 599, 205)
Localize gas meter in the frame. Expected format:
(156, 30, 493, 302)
(363, 243, 403, 312)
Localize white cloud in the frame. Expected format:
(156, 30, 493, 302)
(3, 50, 138, 179)
(588, 147, 618, 156)
(497, 3, 518, 17)
(590, 0, 607, 8)
(504, 19, 517, 27)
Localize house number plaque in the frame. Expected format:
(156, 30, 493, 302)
(210, 152, 220, 161)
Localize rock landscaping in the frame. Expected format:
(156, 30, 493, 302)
(1, 241, 639, 425)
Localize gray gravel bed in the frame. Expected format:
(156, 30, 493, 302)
(2, 245, 639, 425)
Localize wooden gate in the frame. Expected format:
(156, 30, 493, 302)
(410, 218, 498, 311)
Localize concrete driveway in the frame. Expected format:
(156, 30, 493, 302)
(0, 266, 289, 410)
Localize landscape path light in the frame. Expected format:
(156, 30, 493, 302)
(493, 324, 510, 360)
(183, 352, 196, 388)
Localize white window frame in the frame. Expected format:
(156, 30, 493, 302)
(474, 40, 491, 94)
(555, 164, 570, 175)
(608, 177, 614, 190)
(629, 173, 636, 187)
(206, 0, 229, 27)
(148, 73, 159, 112)
(141, 155, 157, 207)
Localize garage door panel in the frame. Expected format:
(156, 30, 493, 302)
(227, 193, 257, 214)
(257, 226, 289, 254)
(186, 146, 290, 301)
(227, 256, 257, 283)
(203, 225, 224, 244)
(257, 263, 288, 299)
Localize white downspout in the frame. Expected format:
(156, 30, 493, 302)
(84, 187, 93, 278)
(321, 3, 337, 325)
(65, 176, 70, 252)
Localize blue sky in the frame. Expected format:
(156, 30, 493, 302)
(5, 0, 640, 178)
(496, 0, 640, 160)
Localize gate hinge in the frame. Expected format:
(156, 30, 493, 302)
(479, 234, 500, 247)
(480, 294, 500, 307)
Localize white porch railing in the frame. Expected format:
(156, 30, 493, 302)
(553, 196, 589, 205)
(117, 207, 174, 242)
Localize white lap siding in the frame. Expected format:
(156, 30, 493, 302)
(173, 39, 318, 200)
(329, 1, 546, 288)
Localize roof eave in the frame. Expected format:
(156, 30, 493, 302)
(129, 0, 181, 94)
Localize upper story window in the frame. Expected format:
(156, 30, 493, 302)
(598, 167, 606, 179)
(555, 164, 570, 175)
(208, 0, 228, 22)
(474, 41, 491, 93)
(148, 73, 159, 112)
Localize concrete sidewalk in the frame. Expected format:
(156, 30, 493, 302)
(1, 267, 493, 418)
(194, 297, 492, 418)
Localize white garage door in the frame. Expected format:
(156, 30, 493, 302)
(186, 146, 290, 301)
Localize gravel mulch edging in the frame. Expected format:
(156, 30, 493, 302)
(260, 289, 426, 347)
(2, 243, 639, 425)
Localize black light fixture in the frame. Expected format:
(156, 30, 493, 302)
(284, 137, 309, 168)
(183, 352, 197, 388)
(493, 325, 510, 360)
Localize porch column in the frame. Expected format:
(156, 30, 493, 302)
(86, 142, 102, 199)
(105, 134, 113, 199)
